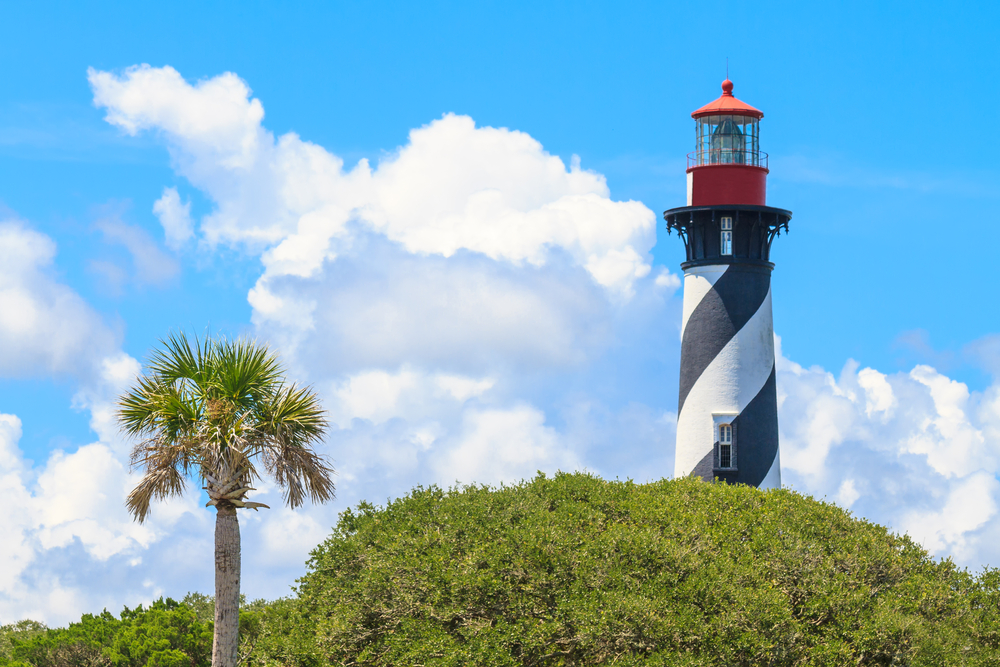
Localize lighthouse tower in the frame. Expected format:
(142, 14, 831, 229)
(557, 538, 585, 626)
(665, 79, 791, 489)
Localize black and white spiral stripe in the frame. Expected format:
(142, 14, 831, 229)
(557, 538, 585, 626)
(674, 263, 780, 489)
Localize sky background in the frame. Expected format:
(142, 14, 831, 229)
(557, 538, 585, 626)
(1, 0, 999, 623)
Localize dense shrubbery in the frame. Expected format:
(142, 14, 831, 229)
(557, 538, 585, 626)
(6, 474, 1000, 666)
(0, 596, 213, 667)
(289, 473, 1000, 666)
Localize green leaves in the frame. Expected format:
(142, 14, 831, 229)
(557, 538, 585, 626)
(0, 599, 212, 667)
(286, 474, 1000, 666)
(116, 331, 334, 521)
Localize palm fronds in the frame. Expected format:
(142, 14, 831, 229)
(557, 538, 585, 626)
(126, 440, 190, 522)
(117, 331, 335, 523)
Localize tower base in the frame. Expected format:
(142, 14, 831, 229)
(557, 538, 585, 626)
(674, 262, 781, 489)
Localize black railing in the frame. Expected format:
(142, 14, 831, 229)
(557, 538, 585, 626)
(687, 150, 768, 169)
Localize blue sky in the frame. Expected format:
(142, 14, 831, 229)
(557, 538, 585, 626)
(0, 0, 998, 623)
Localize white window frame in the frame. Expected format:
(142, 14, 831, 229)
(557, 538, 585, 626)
(718, 424, 733, 468)
(712, 413, 738, 470)
(720, 216, 733, 255)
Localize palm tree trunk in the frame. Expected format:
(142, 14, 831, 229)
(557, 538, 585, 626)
(213, 504, 241, 667)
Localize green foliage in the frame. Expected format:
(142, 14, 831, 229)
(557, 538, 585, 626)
(0, 599, 212, 667)
(0, 621, 47, 663)
(4, 610, 119, 667)
(107, 599, 212, 667)
(289, 473, 1000, 666)
(180, 592, 215, 626)
(240, 598, 324, 667)
(118, 331, 333, 523)
(11, 475, 1000, 666)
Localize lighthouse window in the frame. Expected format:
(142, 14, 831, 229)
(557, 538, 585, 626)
(711, 118, 746, 164)
(720, 217, 733, 255)
(712, 414, 737, 471)
(695, 115, 760, 167)
(719, 424, 734, 469)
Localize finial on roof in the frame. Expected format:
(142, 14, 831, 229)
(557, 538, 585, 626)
(691, 78, 762, 119)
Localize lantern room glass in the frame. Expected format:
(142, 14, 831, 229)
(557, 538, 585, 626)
(694, 115, 760, 167)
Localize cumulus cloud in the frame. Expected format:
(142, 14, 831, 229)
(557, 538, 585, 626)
(1, 63, 672, 619)
(88, 66, 267, 172)
(0, 321, 206, 624)
(654, 268, 682, 295)
(0, 216, 142, 443)
(0, 412, 207, 625)
(0, 416, 34, 592)
(776, 336, 1000, 567)
(435, 404, 579, 486)
(88, 65, 655, 298)
(71, 352, 142, 452)
(361, 116, 653, 290)
(0, 217, 201, 624)
(328, 366, 495, 426)
(152, 187, 194, 249)
(254, 240, 614, 377)
(0, 221, 120, 378)
(900, 472, 999, 557)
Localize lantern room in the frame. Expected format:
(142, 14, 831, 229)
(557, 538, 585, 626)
(686, 79, 768, 206)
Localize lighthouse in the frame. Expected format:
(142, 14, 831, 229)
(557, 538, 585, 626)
(665, 79, 791, 489)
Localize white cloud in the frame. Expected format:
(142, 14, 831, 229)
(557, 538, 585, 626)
(88, 66, 655, 298)
(88, 65, 266, 171)
(435, 404, 579, 486)
(900, 472, 999, 559)
(362, 115, 654, 293)
(253, 244, 613, 378)
(776, 335, 1000, 567)
(0, 412, 207, 625)
(72, 65, 727, 611)
(835, 479, 860, 508)
(71, 352, 143, 449)
(905, 365, 987, 478)
(34, 443, 154, 559)
(152, 187, 194, 249)
(857, 367, 895, 419)
(84, 67, 670, 525)
(0, 221, 120, 378)
(654, 268, 682, 294)
(0, 217, 199, 624)
(257, 509, 327, 566)
(0, 416, 34, 591)
(329, 366, 495, 426)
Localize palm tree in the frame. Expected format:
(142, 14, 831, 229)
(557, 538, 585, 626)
(117, 332, 334, 667)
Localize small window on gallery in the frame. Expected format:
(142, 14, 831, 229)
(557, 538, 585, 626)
(720, 216, 733, 255)
(718, 423, 734, 469)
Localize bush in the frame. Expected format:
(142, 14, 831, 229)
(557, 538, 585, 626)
(0, 599, 212, 667)
(10, 474, 1000, 666)
(240, 598, 324, 667)
(0, 621, 47, 665)
(290, 473, 1000, 666)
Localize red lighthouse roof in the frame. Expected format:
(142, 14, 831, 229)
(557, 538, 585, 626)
(691, 79, 763, 119)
